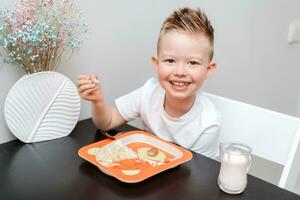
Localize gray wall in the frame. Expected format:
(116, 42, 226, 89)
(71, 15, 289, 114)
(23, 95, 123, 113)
(1, 0, 300, 143)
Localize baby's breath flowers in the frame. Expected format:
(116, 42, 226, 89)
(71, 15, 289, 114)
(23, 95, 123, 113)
(0, 0, 88, 74)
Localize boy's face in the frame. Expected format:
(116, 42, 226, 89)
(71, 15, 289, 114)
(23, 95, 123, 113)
(152, 31, 216, 101)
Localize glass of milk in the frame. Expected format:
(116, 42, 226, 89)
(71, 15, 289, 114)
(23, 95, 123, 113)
(218, 142, 252, 194)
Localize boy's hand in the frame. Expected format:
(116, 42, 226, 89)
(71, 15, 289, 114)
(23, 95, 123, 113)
(77, 74, 103, 103)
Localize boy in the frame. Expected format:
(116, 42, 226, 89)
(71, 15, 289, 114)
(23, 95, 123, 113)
(77, 7, 221, 159)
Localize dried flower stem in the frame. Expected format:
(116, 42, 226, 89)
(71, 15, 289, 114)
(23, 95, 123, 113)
(0, 0, 88, 74)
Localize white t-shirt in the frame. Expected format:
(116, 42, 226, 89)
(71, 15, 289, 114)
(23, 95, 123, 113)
(115, 78, 221, 159)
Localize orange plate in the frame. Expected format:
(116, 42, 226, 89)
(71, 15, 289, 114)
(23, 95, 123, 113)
(78, 130, 193, 183)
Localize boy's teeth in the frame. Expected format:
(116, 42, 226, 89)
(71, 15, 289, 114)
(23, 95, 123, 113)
(171, 81, 189, 86)
(174, 82, 183, 86)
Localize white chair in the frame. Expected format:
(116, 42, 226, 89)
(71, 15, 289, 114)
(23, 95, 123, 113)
(205, 92, 300, 193)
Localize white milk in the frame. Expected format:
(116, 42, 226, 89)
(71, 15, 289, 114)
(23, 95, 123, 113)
(218, 152, 249, 193)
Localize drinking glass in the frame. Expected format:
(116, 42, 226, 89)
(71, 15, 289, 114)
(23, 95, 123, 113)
(218, 142, 252, 194)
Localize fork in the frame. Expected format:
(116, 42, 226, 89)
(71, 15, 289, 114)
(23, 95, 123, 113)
(100, 131, 116, 139)
(100, 130, 126, 139)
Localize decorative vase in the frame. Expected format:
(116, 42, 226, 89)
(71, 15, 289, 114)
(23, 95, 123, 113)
(4, 71, 81, 143)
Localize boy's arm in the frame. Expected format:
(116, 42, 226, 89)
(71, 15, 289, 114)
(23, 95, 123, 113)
(77, 74, 127, 131)
(92, 102, 127, 131)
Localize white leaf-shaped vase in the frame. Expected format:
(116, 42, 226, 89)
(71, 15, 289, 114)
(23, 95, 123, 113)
(4, 71, 81, 143)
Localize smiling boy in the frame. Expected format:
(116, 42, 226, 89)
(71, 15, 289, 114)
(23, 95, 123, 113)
(77, 7, 221, 158)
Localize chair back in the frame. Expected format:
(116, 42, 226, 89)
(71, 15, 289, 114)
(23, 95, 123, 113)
(204, 93, 300, 191)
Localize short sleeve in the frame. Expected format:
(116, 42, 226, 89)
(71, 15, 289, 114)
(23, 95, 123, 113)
(115, 86, 143, 121)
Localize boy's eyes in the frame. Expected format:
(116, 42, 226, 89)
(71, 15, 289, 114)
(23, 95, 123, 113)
(162, 59, 201, 66)
(163, 59, 175, 63)
(187, 61, 200, 65)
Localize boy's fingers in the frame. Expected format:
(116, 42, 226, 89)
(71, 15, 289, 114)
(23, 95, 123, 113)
(78, 74, 100, 83)
(77, 79, 92, 88)
(78, 83, 96, 93)
(90, 75, 100, 83)
(81, 87, 98, 97)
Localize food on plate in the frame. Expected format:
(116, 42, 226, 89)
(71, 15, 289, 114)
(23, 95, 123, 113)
(89, 142, 172, 176)
(138, 147, 166, 162)
(121, 169, 141, 175)
(87, 147, 101, 155)
(95, 141, 137, 167)
(112, 158, 151, 175)
(79, 131, 193, 183)
(147, 147, 159, 157)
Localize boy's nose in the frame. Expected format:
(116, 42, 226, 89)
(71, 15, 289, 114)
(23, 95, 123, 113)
(174, 64, 186, 76)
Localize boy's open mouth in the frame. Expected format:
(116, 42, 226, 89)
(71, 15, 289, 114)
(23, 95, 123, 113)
(169, 80, 191, 87)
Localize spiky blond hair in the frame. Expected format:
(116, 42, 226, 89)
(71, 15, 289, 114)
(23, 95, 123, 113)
(158, 7, 214, 60)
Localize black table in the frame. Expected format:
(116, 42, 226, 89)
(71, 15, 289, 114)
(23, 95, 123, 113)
(1, 118, 299, 200)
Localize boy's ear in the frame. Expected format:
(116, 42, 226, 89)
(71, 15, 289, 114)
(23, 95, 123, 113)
(205, 61, 217, 80)
(152, 56, 159, 73)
